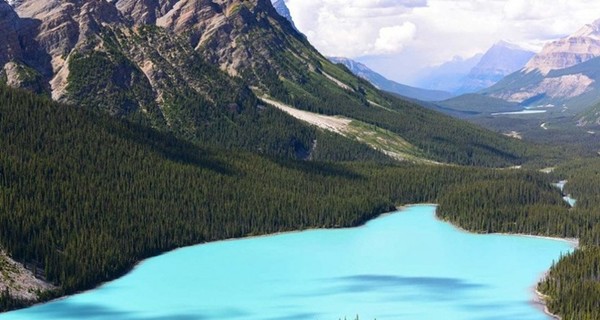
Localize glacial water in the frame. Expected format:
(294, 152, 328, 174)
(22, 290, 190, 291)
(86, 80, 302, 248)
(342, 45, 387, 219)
(3, 205, 574, 320)
(492, 110, 548, 116)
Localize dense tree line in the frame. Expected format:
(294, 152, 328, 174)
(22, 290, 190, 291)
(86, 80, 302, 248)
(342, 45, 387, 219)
(65, 22, 546, 168)
(257, 49, 548, 167)
(529, 159, 600, 320)
(0, 85, 570, 312)
(437, 158, 600, 320)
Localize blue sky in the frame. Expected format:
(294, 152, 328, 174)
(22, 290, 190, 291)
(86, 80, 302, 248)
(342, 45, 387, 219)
(285, 0, 600, 85)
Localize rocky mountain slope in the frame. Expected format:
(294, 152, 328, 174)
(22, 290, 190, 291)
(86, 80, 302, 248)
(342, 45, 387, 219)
(483, 19, 600, 111)
(525, 19, 600, 75)
(270, 0, 299, 33)
(0, 0, 535, 167)
(329, 56, 453, 102)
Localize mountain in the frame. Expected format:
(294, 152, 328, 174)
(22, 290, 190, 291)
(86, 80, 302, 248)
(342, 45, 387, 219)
(0, 0, 583, 314)
(415, 42, 534, 95)
(483, 19, 600, 111)
(459, 41, 535, 93)
(270, 0, 299, 33)
(0, 0, 536, 169)
(414, 54, 482, 94)
(329, 57, 453, 102)
(525, 19, 600, 74)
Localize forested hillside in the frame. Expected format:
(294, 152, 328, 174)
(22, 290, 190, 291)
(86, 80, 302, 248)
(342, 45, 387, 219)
(0, 85, 569, 311)
(437, 159, 600, 320)
(0, 0, 542, 168)
(531, 160, 600, 320)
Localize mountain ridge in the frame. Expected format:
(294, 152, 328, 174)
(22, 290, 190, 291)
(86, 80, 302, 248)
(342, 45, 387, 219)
(0, 0, 535, 168)
(483, 19, 600, 111)
(329, 56, 453, 102)
(460, 41, 535, 93)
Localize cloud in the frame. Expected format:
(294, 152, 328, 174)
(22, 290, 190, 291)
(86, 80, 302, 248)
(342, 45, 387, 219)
(286, 0, 424, 57)
(284, 0, 600, 84)
(374, 23, 417, 54)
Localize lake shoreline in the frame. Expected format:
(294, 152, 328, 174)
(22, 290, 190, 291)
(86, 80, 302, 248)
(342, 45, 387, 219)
(4, 204, 574, 320)
(534, 288, 562, 320)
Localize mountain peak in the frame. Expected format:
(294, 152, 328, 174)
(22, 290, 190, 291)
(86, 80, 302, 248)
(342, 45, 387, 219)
(329, 56, 453, 101)
(572, 18, 600, 40)
(270, 0, 301, 34)
(494, 40, 525, 51)
(525, 18, 600, 74)
(457, 41, 534, 93)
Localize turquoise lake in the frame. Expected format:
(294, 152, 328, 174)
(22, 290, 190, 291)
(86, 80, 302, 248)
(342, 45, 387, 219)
(3, 205, 574, 320)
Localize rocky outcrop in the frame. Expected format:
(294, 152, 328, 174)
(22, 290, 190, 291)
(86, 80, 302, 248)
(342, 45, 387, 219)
(114, 0, 179, 25)
(2, 0, 306, 95)
(493, 73, 594, 103)
(10, 0, 128, 100)
(525, 19, 600, 75)
(0, 250, 55, 302)
(0, 0, 23, 66)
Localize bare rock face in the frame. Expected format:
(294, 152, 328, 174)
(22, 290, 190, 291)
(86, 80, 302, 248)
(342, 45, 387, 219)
(0, 250, 55, 302)
(156, 0, 229, 50)
(114, 0, 178, 25)
(493, 73, 595, 103)
(525, 19, 600, 75)
(0, 0, 23, 66)
(156, 0, 299, 77)
(13, 0, 127, 100)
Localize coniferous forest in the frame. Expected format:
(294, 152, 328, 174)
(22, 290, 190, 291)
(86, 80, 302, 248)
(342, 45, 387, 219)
(1, 0, 600, 318)
(0, 85, 600, 318)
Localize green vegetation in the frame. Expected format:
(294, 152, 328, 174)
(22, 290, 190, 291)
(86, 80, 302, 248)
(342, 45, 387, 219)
(0, 290, 29, 313)
(529, 159, 600, 320)
(0, 85, 571, 312)
(436, 157, 600, 320)
(191, 8, 541, 167)
(267, 62, 539, 166)
(435, 93, 521, 114)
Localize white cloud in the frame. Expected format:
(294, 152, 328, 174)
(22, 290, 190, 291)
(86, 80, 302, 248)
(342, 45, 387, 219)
(285, 0, 600, 84)
(374, 23, 417, 54)
(286, 0, 423, 57)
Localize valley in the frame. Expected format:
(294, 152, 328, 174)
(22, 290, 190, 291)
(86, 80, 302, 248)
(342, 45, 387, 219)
(0, 0, 600, 319)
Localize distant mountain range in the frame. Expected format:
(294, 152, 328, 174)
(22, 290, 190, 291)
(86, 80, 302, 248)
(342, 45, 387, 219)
(329, 57, 453, 102)
(414, 54, 483, 94)
(415, 41, 535, 95)
(460, 41, 535, 93)
(482, 18, 600, 113)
